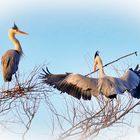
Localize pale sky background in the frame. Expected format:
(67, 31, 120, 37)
(0, 0, 140, 140)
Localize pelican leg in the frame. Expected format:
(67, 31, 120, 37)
(14, 73, 25, 96)
(105, 98, 115, 124)
(107, 99, 111, 113)
(109, 99, 116, 120)
(103, 99, 111, 125)
(114, 98, 119, 120)
(15, 73, 18, 83)
(7, 82, 9, 90)
(14, 73, 21, 95)
(111, 99, 114, 117)
(108, 99, 111, 115)
(15, 73, 21, 88)
(15, 73, 19, 87)
(4, 81, 10, 90)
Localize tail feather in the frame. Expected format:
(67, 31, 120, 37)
(131, 83, 140, 99)
(4, 74, 12, 82)
(2, 69, 13, 82)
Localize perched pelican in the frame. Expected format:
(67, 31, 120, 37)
(1, 24, 28, 82)
(41, 51, 140, 100)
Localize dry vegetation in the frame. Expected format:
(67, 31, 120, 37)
(0, 66, 49, 140)
(53, 94, 140, 140)
(0, 52, 139, 140)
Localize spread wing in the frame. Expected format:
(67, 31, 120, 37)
(120, 65, 140, 98)
(95, 65, 140, 99)
(40, 68, 99, 100)
(100, 65, 140, 98)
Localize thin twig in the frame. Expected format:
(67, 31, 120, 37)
(85, 51, 137, 76)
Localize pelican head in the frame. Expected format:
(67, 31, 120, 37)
(94, 51, 99, 59)
(9, 23, 28, 36)
(94, 51, 103, 72)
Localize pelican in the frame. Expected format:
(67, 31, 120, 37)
(1, 24, 28, 82)
(41, 51, 140, 100)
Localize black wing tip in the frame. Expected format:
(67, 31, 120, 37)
(131, 84, 140, 99)
(40, 67, 52, 79)
(45, 67, 52, 74)
(130, 64, 140, 99)
(129, 64, 140, 76)
(134, 64, 139, 71)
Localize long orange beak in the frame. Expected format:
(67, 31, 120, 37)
(94, 61, 98, 72)
(17, 30, 28, 35)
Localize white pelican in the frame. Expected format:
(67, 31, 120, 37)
(41, 51, 140, 100)
(1, 24, 28, 82)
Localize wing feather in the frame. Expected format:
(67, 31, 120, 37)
(100, 68, 140, 98)
(120, 69, 140, 91)
(1, 50, 21, 81)
(41, 68, 99, 100)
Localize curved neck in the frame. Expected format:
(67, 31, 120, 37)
(8, 31, 23, 54)
(98, 61, 105, 78)
(95, 56, 105, 78)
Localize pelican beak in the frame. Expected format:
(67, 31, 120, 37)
(94, 61, 98, 72)
(17, 30, 28, 35)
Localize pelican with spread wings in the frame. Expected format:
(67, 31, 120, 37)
(41, 51, 140, 100)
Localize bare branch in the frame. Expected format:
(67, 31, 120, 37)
(85, 51, 137, 76)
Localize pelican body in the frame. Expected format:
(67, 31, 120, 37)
(1, 24, 28, 82)
(41, 51, 140, 100)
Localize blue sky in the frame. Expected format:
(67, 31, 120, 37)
(0, 0, 140, 140)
